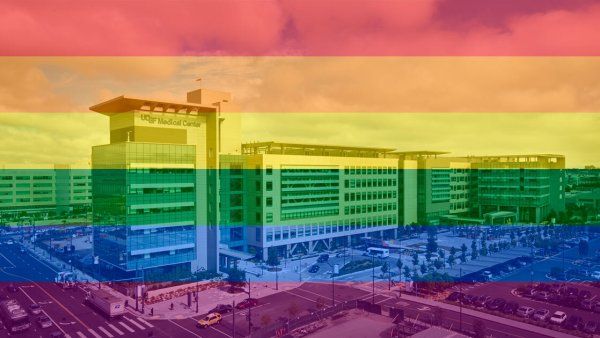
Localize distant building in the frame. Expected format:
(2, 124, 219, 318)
(0, 164, 91, 221)
(219, 142, 400, 264)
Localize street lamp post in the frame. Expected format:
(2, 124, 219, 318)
(196, 280, 199, 313)
(371, 254, 375, 304)
(459, 267, 463, 332)
(275, 263, 279, 291)
(299, 254, 302, 282)
(247, 276, 252, 335)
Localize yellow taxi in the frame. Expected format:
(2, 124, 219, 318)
(197, 312, 222, 328)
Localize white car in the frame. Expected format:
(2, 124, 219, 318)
(516, 306, 535, 318)
(550, 311, 567, 325)
(591, 271, 600, 280)
(6, 239, 14, 245)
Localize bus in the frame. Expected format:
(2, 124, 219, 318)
(366, 247, 390, 259)
(0, 299, 31, 333)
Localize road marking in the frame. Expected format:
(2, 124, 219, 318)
(285, 289, 322, 303)
(98, 326, 114, 338)
(88, 328, 103, 338)
(77, 331, 87, 338)
(107, 323, 124, 336)
(118, 321, 135, 333)
(18, 285, 71, 337)
(210, 324, 233, 338)
(125, 316, 145, 330)
(168, 320, 202, 337)
(22, 248, 59, 273)
(0, 253, 16, 268)
(136, 317, 155, 328)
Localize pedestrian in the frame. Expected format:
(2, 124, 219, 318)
(170, 302, 174, 310)
(150, 308, 154, 316)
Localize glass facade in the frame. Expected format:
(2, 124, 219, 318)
(92, 143, 197, 278)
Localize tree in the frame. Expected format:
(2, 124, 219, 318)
(460, 243, 468, 262)
(480, 238, 488, 256)
(267, 247, 280, 267)
(396, 257, 403, 274)
(420, 262, 427, 275)
(426, 226, 438, 253)
(381, 261, 389, 275)
(473, 320, 487, 338)
(471, 240, 478, 260)
(412, 252, 419, 266)
(579, 239, 589, 256)
(225, 267, 246, 285)
(433, 259, 444, 270)
(438, 249, 446, 260)
(447, 254, 455, 267)
(403, 266, 411, 280)
(287, 302, 301, 318)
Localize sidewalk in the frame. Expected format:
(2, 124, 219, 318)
(135, 281, 305, 320)
(22, 240, 97, 283)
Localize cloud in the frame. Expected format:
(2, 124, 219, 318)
(1, 0, 600, 55)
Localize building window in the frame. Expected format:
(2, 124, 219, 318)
(266, 181, 273, 191)
(266, 197, 273, 207)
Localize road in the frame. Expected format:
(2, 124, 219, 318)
(0, 243, 200, 338)
(0, 239, 574, 338)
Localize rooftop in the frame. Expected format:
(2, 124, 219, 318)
(89, 96, 217, 116)
(242, 141, 395, 157)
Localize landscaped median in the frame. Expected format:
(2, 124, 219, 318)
(337, 259, 383, 276)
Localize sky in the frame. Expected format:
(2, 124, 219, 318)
(0, 57, 599, 167)
(1, 1, 600, 167)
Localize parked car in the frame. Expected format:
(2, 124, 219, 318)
(196, 313, 222, 328)
(549, 311, 567, 324)
(502, 302, 519, 315)
(592, 271, 600, 280)
(37, 315, 53, 329)
(593, 301, 600, 313)
(486, 298, 506, 311)
(308, 265, 320, 273)
(474, 295, 492, 308)
(462, 294, 478, 305)
(532, 309, 550, 321)
(236, 298, 259, 310)
(581, 298, 595, 310)
(49, 332, 66, 338)
(534, 291, 550, 301)
(446, 292, 463, 302)
(6, 284, 18, 293)
(579, 290, 592, 300)
(584, 320, 598, 334)
(209, 304, 233, 314)
(29, 303, 42, 315)
(317, 254, 329, 263)
(516, 306, 535, 318)
(564, 315, 584, 330)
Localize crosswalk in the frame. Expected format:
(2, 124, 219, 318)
(66, 316, 154, 338)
